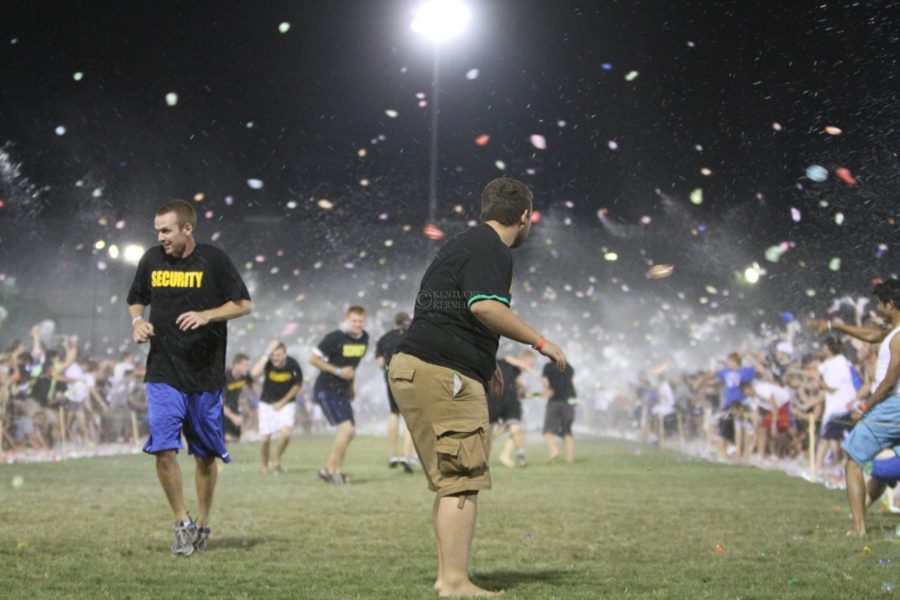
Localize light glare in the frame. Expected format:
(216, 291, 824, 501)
(411, 1, 470, 42)
(123, 244, 144, 265)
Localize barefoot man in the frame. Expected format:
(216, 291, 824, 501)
(808, 279, 900, 535)
(389, 178, 566, 597)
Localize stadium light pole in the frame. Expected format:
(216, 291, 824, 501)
(411, 0, 470, 227)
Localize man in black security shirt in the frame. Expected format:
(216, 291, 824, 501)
(251, 341, 303, 475)
(389, 178, 567, 597)
(128, 199, 251, 556)
(223, 353, 252, 442)
(542, 361, 577, 464)
(309, 306, 369, 484)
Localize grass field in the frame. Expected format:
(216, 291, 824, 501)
(1, 434, 898, 599)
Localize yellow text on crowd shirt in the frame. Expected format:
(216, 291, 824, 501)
(342, 344, 367, 358)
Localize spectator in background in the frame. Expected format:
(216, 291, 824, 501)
(813, 337, 856, 474)
(375, 311, 414, 471)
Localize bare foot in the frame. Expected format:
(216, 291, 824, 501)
(846, 529, 866, 537)
(434, 580, 442, 592)
(439, 581, 503, 598)
(259, 466, 270, 475)
(546, 453, 559, 465)
(499, 456, 515, 469)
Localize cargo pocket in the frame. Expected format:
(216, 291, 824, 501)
(389, 366, 415, 386)
(433, 420, 487, 478)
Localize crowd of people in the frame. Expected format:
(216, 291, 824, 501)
(0, 325, 146, 456)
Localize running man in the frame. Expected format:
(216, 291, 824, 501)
(127, 199, 251, 555)
(309, 306, 369, 485)
(808, 279, 900, 535)
(542, 360, 577, 464)
(251, 340, 303, 475)
(494, 350, 535, 468)
(223, 353, 252, 443)
(389, 177, 566, 597)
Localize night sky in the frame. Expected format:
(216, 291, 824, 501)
(1, 0, 898, 370)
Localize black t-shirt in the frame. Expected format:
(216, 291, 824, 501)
(498, 359, 521, 405)
(398, 224, 513, 386)
(224, 371, 253, 412)
(260, 357, 303, 404)
(543, 362, 576, 403)
(375, 328, 407, 368)
(314, 330, 369, 395)
(126, 243, 250, 392)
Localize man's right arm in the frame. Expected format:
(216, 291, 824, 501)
(807, 318, 887, 344)
(469, 300, 566, 370)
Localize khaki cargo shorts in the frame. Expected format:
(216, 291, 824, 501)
(388, 352, 491, 497)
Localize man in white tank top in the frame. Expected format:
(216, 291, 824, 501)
(808, 280, 900, 535)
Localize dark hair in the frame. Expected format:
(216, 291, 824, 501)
(347, 306, 366, 316)
(394, 312, 411, 327)
(156, 199, 197, 228)
(823, 337, 843, 356)
(480, 178, 533, 225)
(233, 353, 249, 364)
(727, 352, 741, 365)
(873, 279, 900, 310)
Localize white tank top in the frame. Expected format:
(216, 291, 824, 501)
(872, 325, 900, 395)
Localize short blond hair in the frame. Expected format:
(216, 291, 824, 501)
(156, 199, 197, 228)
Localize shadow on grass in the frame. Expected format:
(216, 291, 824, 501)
(211, 536, 270, 550)
(467, 569, 574, 591)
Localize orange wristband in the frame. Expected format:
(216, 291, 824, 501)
(533, 336, 547, 352)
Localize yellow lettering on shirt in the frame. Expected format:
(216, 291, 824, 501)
(150, 271, 205, 288)
(268, 371, 293, 383)
(227, 379, 246, 392)
(342, 344, 367, 358)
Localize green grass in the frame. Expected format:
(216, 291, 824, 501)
(1, 435, 898, 599)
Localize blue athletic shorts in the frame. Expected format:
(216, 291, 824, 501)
(872, 452, 900, 488)
(841, 396, 900, 465)
(316, 390, 354, 426)
(144, 383, 231, 463)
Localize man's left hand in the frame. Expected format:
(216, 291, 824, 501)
(176, 311, 210, 331)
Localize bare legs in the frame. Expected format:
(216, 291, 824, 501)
(194, 456, 217, 526)
(156, 450, 189, 522)
(846, 458, 867, 535)
(544, 433, 559, 464)
(157, 451, 221, 527)
(433, 493, 501, 598)
(260, 434, 272, 474)
(273, 426, 292, 470)
(326, 421, 355, 474)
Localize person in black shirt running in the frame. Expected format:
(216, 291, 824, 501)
(223, 353, 252, 443)
(389, 178, 567, 597)
(127, 199, 251, 556)
(542, 361, 577, 464)
(251, 340, 303, 475)
(309, 306, 369, 484)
